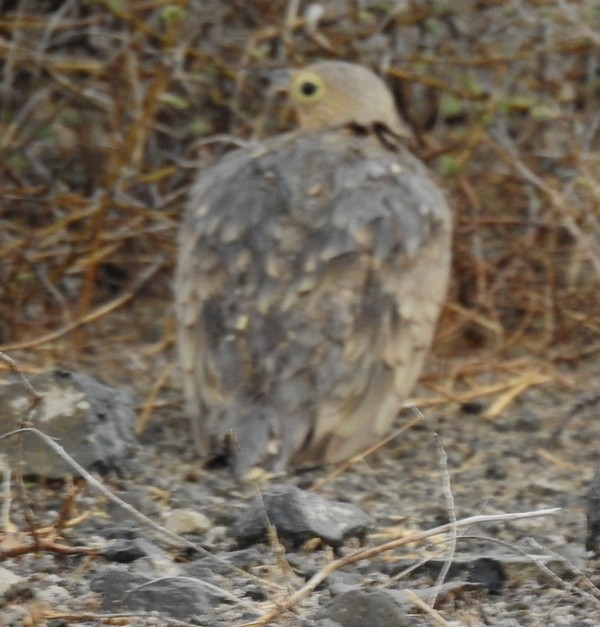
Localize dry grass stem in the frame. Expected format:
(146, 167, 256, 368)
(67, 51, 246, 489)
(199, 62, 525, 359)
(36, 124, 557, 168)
(244, 507, 560, 625)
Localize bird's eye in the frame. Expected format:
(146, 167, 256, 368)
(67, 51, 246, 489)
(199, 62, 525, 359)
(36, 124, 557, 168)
(300, 80, 319, 97)
(291, 70, 324, 103)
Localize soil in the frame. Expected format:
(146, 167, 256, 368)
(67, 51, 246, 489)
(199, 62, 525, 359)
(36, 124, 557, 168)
(2, 340, 599, 626)
(1, 3, 599, 624)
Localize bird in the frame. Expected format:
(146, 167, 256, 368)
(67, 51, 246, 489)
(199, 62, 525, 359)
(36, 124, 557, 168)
(175, 61, 452, 476)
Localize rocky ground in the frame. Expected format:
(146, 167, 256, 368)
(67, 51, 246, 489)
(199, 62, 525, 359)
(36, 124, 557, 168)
(1, 4, 599, 624)
(0, 355, 598, 626)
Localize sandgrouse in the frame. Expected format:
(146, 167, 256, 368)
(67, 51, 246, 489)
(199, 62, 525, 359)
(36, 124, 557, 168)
(175, 61, 452, 476)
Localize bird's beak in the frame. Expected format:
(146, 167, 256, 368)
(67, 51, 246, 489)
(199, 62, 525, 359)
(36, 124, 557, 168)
(269, 68, 292, 95)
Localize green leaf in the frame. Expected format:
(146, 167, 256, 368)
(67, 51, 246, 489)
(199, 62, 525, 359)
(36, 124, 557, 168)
(189, 118, 212, 136)
(161, 5, 183, 24)
(160, 93, 189, 110)
(440, 95, 464, 117)
(438, 154, 461, 177)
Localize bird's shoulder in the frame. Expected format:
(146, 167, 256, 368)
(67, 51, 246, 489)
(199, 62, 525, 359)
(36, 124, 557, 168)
(184, 128, 451, 258)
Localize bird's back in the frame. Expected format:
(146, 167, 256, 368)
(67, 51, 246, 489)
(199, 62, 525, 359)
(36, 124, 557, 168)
(176, 128, 451, 475)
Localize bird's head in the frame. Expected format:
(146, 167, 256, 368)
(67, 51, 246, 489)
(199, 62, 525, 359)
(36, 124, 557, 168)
(289, 61, 408, 137)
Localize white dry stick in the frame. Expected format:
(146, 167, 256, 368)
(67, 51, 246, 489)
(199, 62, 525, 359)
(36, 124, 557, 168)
(0, 352, 43, 402)
(454, 534, 600, 610)
(413, 406, 458, 609)
(191, 135, 252, 151)
(526, 537, 600, 607)
(0, 426, 284, 593)
(0, 428, 196, 549)
(283, 0, 301, 49)
(244, 507, 561, 626)
(0, 360, 287, 597)
(492, 126, 600, 278)
(32, 610, 197, 626)
(0, 427, 270, 594)
(402, 588, 451, 626)
(0, 454, 11, 531)
(34, 0, 78, 75)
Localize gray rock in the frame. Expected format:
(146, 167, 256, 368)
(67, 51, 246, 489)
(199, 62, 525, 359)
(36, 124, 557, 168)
(131, 538, 184, 577)
(100, 536, 181, 573)
(0, 566, 37, 627)
(91, 568, 212, 621)
(0, 566, 31, 602)
(0, 370, 136, 478)
(587, 459, 600, 553)
(233, 485, 370, 548)
(325, 569, 365, 597)
(184, 548, 265, 578)
(36, 583, 71, 608)
(315, 589, 410, 627)
(0, 606, 36, 627)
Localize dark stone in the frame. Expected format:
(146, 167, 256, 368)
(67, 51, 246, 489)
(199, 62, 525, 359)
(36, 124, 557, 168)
(101, 539, 148, 563)
(461, 400, 486, 414)
(244, 585, 268, 601)
(515, 411, 542, 432)
(485, 462, 508, 480)
(468, 557, 506, 594)
(232, 485, 370, 548)
(586, 459, 600, 553)
(315, 589, 410, 627)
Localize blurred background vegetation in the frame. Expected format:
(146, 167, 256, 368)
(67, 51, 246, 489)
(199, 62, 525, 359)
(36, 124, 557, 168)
(1, 0, 598, 407)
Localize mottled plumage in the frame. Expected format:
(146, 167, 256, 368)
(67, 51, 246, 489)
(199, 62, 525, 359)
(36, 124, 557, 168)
(176, 61, 452, 475)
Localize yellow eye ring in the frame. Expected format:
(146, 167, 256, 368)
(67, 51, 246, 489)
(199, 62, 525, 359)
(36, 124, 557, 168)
(291, 70, 325, 103)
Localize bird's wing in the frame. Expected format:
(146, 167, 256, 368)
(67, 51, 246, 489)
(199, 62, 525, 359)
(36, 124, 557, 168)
(176, 130, 451, 472)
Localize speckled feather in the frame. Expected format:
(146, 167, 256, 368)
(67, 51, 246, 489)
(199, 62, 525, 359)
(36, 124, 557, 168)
(176, 123, 451, 475)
